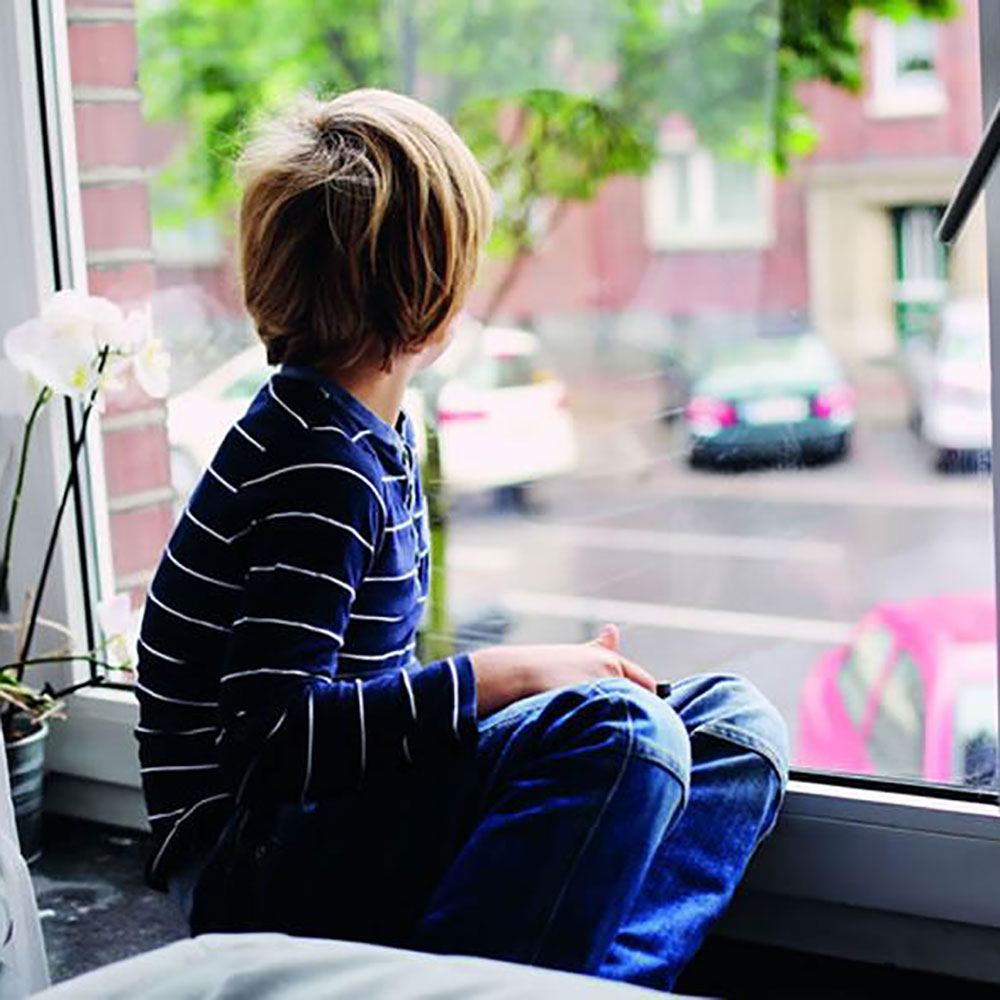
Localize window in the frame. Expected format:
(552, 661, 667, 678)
(869, 17, 947, 118)
(644, 146, 772, 250)
(836, 623, 893, 728)
(5, 0, 1000, 976)
(867, 651, 925, 778)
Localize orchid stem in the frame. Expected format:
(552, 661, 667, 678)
(0, 387, 51, 615)
(16, 348, 109, 679)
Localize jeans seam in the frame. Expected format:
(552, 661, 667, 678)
(697, 721, 788, 788)
(527, 686, 635, 967)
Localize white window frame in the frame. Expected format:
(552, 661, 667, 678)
(867, 16, 948, 120)
(643, 141, 774, 252)
(3, 0, 1000, 981)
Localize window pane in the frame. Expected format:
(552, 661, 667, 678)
(836, 623, 893, 728)
(60, 1, 995, 791)
(895, 22, 936, 81)
(868, 652, 925, 778)
(713, 158, 760, 227)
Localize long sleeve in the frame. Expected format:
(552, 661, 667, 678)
(217, 463, 478, 807)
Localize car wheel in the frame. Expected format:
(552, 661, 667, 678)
(936, 447, 958, 474)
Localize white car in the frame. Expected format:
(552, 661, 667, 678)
(167, 326, 577, 501)
(434, 326, 577, 492)
(905, 299, 992, 470)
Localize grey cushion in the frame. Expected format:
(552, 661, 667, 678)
(34, 933, 700, 999)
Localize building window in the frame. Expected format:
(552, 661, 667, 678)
(891, 204, 948, 341)
(643, 145, 772, 251)
(869, 17, 946, 118)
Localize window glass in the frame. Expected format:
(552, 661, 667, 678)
(894, 21, 937, 83)
(59, 1, 994, 789)
(836, 624, 893, 728)
(713, 159, 760, 227)
(868, 652, 925, 778)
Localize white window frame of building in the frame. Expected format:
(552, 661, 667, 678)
(3, 0, 1000, 983)
(868, 16, 948, 119)
(643, 141, 774, 252)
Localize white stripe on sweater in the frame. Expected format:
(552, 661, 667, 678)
(220, 667, 318, 683)
(355, 679, 366, 784)
(149, 793, 234, 877)
(232, 617, 344, 645)
(339, 642, 415, 663)
(247, 563, 356, 599)
(366, 567, 418, 583)
(166, 546, 243, 591)
(207, 464, 238, 494)
(242, 463, 386, 516)
(234, 422, 266, 451)
(147, 590, 232, 634)
(138, 636, 187, 665)
(268, 379, 309, 428)
(135, 725, 218, 737)
(141, 763, 220, 774)
(447, 657, 460, 739)
(184, 508, 253, 545)
(256, 511, 374, 553)
(400, 669, 417, 723)
(302, 689, 315, 801)
(135, 681, 217, 709)
(147, 807, 186, 823)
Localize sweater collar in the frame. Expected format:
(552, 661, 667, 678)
(278, 363, 410, 454)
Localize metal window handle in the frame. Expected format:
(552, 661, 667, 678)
(937, 95, 1000, 245)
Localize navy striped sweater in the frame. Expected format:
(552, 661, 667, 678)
(136, 364, 477, 889)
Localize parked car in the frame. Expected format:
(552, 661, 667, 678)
(685, 334, 856, 467)
(902, 298, 992, 471)
(434, 325, 577, 493)
(167, 325, 577, 503)
(796, 594, 998, 788)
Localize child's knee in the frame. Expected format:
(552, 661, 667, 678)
(686, 673, 790, 786)
(562, 678, 691, 793)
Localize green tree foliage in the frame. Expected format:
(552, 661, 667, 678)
(137, 0, 956, 282)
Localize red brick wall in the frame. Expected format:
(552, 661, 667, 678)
(67, 1, 173, 604)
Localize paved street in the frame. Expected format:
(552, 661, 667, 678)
(442, 391, 995, 742)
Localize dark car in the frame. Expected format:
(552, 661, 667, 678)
(685, 334, 856, 467)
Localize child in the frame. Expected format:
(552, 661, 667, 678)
(136, 88, 788, 992)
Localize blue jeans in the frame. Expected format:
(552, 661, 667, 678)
(175, 673, 788, 992)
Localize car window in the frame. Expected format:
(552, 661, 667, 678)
(467, 355, 536, 390)
(867, 652, 924, 778)
(223, 371, 270, 400)
(836, 623, 893, 728)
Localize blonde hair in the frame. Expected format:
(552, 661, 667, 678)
(237, 89, 493, 369)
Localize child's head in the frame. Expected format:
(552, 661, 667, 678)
(237, 89, 493, 372)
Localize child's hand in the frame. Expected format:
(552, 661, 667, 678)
(470, 623, 657, 718)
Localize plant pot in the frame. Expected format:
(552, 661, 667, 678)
(5, 722, 48, 863)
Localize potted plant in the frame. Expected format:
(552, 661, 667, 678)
(0, 290, 168, 860)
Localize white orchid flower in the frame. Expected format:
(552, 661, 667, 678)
(133, 337, 171, 399)
(97, 593, 138, 671)
(42, 289, 123, 347)
(4, 316, 94, 399)
(101, 305, 154, 356)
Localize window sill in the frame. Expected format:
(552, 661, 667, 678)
(646, 229, 775, 253)
(865, 89, 948, 120)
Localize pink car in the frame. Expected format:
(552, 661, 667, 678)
(797, 594, 998, 788)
